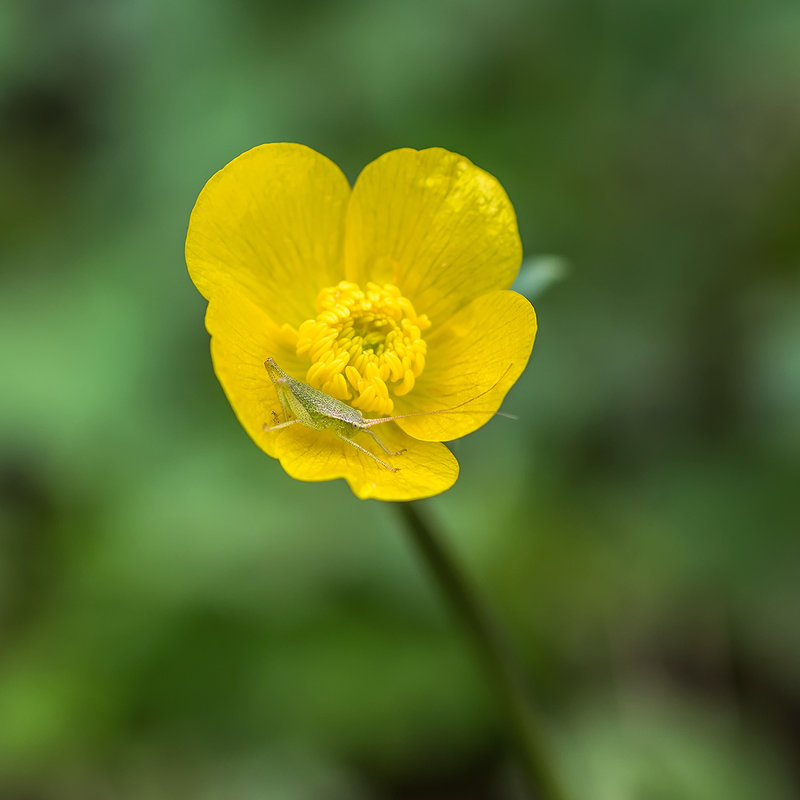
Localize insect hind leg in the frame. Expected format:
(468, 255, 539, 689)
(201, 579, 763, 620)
(336, 432, 399, 472)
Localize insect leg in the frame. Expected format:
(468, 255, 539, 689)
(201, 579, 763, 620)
(336, 432, 399, 472)
(363, 428, 406, 457)
(262, 419, 300, 433)
(276, 388, 292, 422)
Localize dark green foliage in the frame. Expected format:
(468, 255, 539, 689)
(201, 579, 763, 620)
(1, 1, 799, 798)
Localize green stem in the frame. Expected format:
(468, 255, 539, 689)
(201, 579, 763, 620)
(396, 501, 568, 800)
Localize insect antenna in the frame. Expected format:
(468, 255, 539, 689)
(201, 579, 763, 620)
(361, 362, 515, 428)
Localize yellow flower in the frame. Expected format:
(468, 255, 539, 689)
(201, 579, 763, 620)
(185, 144, 536, 501)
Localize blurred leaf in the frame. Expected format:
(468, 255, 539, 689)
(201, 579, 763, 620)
(560, 691, 795, 800)
(511, 255, 570, 301)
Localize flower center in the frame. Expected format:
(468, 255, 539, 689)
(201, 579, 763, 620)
(295, 281, 430, 415)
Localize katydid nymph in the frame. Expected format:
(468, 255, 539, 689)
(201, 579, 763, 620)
(262, 358, 513, 472)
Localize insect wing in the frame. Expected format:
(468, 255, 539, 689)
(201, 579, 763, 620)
(287, 376, 364, 425)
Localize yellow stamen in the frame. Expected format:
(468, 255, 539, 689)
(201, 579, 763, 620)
(293, 281, 431, 415)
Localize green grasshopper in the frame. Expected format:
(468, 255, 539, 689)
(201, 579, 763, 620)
(262, 358, 513, 472)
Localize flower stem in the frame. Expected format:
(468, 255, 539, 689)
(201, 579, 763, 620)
(396, 501, 567, 800)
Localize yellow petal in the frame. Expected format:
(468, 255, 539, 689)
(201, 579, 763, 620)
(273, 423, 458, 501)
(206, 289, 311, 460)
(345, 148, 522, 322)
(186, 143, 351, 328)
(206, 290, 458, 501)
(392, 290, 537, 442)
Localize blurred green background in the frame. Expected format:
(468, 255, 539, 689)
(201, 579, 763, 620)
(2, 1, 799, 798)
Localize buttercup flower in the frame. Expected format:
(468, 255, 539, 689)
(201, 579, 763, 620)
(186, 144, 536, 501)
